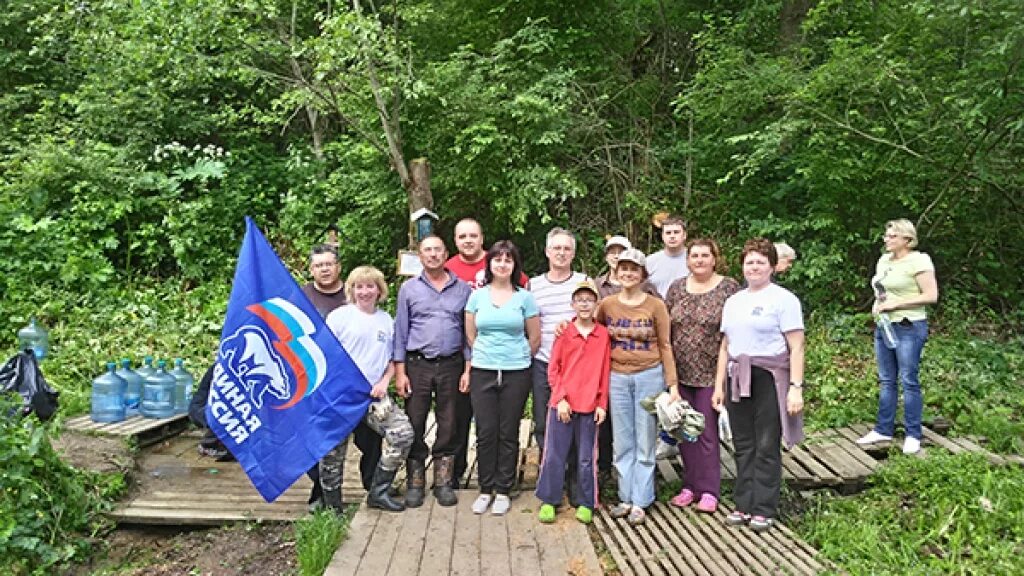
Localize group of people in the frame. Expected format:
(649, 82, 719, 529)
(196, 214, 937, 534)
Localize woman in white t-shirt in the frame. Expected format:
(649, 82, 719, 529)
(856, 219, 938, 455)
(712, 238, 805, 533)
(322, 266, 414, 513)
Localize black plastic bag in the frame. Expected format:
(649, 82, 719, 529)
(0, 350, 59, 420)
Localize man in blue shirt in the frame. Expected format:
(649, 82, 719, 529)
(394, 235, 472, 507)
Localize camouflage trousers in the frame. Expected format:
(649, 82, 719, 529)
(319, 395, 414, 491)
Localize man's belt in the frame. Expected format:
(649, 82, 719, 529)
(406, 351, 462, 362)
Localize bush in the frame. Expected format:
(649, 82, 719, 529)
(0, 400, 124, 574)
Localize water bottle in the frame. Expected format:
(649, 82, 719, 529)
(116, 359, 144, 417)
(136, 355, 156, 381)
(140, 360, 176, 419)
(17, 317, 50, 360)
(91, 362, 127, 423)
(170, 358, 194, 415)
(877, 313, 899, 350)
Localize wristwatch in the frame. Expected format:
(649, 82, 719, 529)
(790, 381, 804, 389)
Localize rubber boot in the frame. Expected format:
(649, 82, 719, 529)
(433, 455, 458, 507)
(366, 466, 406, 512)
(405, 459, 426, 508)
(322, 486, 344, 513)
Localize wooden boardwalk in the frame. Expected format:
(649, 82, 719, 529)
(326, 495, 602, 576)
(596, 502, 827, 576)
(106, 417, 1022, 572)
(65, 413, 189, 448)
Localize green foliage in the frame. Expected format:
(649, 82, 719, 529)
(798, 453, 1024, 574)
(1, 282, 226, 415)
(294, 507, 355, 576)
(0, 399, 123, 574)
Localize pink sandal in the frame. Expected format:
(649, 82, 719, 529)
(671, 488, 695, 508)
(696, 494, 718, 513)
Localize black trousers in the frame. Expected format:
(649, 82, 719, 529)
(405, 354, 463, 464)
(470, 367, 531, 495)
(726, 366, 782, 517)
(453, 386, 473, 482)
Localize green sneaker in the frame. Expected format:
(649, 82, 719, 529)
(575, 506, 593, 524)
(538, 503, 556, 523)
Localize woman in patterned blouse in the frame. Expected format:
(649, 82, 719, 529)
(664, 238, 740, 513)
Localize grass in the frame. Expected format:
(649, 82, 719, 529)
(794, 452, 1024, 574)
(294, 506, 356, 576)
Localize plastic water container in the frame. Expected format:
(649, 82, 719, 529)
(116, 358, 144, 417)
(136, 355, 156, 381)
(17, 317, 50, 360)
(877, 313, 899, 350)
(170, 358, 194, 415)
(140, 360, 176, 419)
(91, 362, 126, 423)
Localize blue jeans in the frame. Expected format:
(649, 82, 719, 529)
(873, 319, 929, 439)
(609, 365, 664, 508)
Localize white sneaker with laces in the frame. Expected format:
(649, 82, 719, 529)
(903, 437, 921, 454)
(655, 439, 679, 460)
(856, 430, 893, 445)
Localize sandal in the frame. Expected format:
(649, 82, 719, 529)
(696, 494, 718, 513)
(609, 502, 632, 519)
(670, 488, 695, 508)
(725, 510, 751, 526)
(627, 506, 646, 526)
(749, 515, 774, 532)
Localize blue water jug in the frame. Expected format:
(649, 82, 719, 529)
(140, 360, 176, 419)
(91, 362, 126, 423)
(116, 358, 144, 417)
(170, 358, 194, 415)
(17, 317, 50, 360)
(136, 355, 156, 381)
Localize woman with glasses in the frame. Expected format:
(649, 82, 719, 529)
(857, 219, 938, 454)
(598, 248, 679, 526)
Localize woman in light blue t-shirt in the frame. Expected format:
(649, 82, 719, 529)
(464, 240, 540, 516)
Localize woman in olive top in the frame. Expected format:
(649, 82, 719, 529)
(857, 219, 938, 455)
(597, 248, 679, 526)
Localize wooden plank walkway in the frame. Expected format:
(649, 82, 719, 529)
(65, 413, 189, 448)
(325, 496, 602, 576)
(657, 424, 882, 493)
(110, 431, 321, 525)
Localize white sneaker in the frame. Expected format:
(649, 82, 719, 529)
(655, 439, 679, 460)
(472, 494, 492, 514)
(491, 494, 511, 516)
(903, 437, 921, 454)
(856, 430, 893, 445)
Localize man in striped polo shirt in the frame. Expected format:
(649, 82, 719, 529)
(529, 227, 589, 453)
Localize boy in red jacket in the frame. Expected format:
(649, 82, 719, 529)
(535, 280, 611, 524)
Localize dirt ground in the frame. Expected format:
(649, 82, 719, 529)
(71, 523, 298, 576)
(55, 429, 303, 575)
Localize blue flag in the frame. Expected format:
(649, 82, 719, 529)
(206, 217, 371, 502)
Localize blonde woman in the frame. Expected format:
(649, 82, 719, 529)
(322, 266, 414, 513)
(857, 219, 938, 455)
